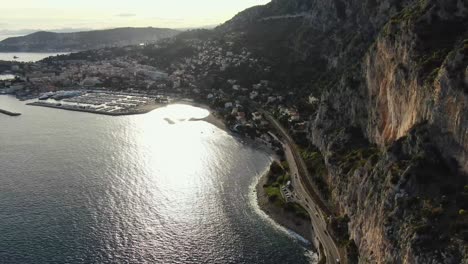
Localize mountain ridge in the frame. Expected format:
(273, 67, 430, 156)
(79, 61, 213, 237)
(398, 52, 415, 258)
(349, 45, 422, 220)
(0, 27, 180, 52)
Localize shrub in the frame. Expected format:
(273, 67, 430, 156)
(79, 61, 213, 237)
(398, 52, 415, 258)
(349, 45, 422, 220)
(346, 239, 359, 264)
(268, 194, 278, 202)
(390, 174, 400, 185)
(270, 161, 284, 175)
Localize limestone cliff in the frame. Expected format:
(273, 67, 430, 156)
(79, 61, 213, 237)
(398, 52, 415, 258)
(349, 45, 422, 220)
(217, 0, 468, 263)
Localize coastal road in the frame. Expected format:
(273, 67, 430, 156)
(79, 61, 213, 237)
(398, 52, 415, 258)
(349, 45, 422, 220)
(261, 110, 345, 264)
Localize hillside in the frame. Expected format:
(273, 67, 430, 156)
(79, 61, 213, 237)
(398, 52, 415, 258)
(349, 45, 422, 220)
(31, 0, 468, 262)
(135, 0, 467, 263)
(0, 27, 180, 52)
(214, 0, 468, 263)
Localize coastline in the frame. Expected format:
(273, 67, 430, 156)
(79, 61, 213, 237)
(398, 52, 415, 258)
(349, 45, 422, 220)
(174, 99, 227, 131)
(178, 99, 315, 249)
(0, 94, 318, 263)
(26, 101, 165, 116)
(23, 96, 309, 248)
(8, 94, 316, 257)
(24, 97, 227, 131)
(255, 164, 313, 246)
(192, 113, 227, 131)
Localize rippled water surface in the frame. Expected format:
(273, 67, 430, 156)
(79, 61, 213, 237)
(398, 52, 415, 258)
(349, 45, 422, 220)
(0, 52, 69, 62)
(0, 96, 310, 263)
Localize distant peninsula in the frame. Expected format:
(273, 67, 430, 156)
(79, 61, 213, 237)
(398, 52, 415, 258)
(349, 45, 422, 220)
(0, 27, 180, 52)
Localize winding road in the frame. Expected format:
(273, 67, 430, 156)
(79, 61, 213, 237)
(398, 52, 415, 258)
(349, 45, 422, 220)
(261, 110, 345, 264)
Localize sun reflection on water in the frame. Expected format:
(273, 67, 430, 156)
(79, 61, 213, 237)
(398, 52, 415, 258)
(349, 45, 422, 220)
(0, 96, 315, 263)
(129, 104, 222, 223)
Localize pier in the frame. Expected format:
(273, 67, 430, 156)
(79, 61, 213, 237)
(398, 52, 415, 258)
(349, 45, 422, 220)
(27, 91, 169, 116)
(0, 108, 21, 116)
(27, 101, 158, 116)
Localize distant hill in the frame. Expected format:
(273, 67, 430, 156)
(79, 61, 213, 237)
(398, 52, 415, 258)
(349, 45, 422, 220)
(0, 27, 180, 52)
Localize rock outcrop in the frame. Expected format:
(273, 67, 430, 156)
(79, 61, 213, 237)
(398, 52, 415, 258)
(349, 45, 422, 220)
(216, 0, 468, 263)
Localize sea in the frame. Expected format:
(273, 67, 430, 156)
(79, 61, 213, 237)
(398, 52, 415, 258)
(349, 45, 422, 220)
(0, 96, 314, 264)
(0, 52, 69, 62)
(0, 34, 69, 62)
(0, 74, 15, 80)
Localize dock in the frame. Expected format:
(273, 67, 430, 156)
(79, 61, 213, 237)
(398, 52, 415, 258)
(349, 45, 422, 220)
(0, 109, 21, 116)
(26, 101, 160, 116)
(25, 91, 169, 116)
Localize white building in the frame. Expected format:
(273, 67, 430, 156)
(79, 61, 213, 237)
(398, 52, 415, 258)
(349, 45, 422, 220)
(252, 112, 263, 121)
(250, 91, 259, 100)
(309, 95, 319, 104)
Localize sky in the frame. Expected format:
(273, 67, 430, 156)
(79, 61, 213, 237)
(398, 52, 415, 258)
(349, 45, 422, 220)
(0, 0, 270, 35)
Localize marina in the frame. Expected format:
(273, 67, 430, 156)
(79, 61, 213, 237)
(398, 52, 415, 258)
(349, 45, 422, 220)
(0, 96, 311, 264)
(27, 91, 169, 115)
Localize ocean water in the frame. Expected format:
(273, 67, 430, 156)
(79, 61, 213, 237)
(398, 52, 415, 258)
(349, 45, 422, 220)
(0, 74, 15, 80)
(0, 52, 69, 62)
(0, 96, 312, 264)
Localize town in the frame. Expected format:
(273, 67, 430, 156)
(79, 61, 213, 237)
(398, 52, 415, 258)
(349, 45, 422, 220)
(0, 37, 320, 145)
(0, 38, 335, 246)
(0, 37, 335, 240)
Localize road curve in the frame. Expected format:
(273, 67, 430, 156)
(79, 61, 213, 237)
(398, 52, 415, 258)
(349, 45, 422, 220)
(261, 110, 345, 264)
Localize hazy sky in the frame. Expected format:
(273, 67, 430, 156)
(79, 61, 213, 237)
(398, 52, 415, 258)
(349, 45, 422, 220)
(0, 0, 270, 33)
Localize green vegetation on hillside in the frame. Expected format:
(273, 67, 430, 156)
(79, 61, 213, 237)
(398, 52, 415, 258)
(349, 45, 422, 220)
(300, 146, 330, 201)
(263, 161, 310, 220)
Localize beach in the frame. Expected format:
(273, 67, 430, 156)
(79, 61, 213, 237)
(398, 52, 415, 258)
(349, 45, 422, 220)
(256, 165, 313, 244)
(0, 95, 311, 263)
(185, 100, 313, 244)
(25, 96, 308, 246)
(174, 99, 227, 131)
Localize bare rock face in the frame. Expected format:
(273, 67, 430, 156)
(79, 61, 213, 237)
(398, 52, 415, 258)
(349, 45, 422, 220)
(218, 0, 468, 262)
(364, 0, 468, 171)
(309, 1, 468, 262)
(431, 47, 468, 171)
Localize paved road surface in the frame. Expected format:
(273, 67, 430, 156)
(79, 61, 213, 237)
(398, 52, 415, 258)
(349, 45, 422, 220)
(261, 110, 345, 264)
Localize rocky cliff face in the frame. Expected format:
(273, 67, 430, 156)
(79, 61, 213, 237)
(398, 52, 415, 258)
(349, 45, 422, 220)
(364, 1, 468, 171)
(218, 0, 468, 263)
